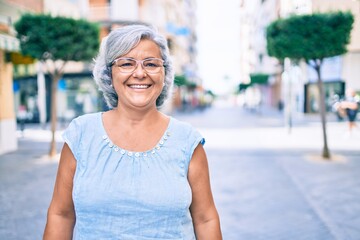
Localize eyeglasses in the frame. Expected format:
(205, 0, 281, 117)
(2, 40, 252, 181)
(111, 57, 164, 74)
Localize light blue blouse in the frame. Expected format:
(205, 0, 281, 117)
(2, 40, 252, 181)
(62, 112, 205, 240)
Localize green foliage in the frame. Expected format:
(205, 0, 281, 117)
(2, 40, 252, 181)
(174, 74, 188, 86)
(266, 11, 354, 61)
(206, 90, 216, 97)
(238, 83, 250, 92)
(186, 82, 197, 89)
(14, 14, 100, 62)
(174, 74, 198, 89)
(250, 73, 269, 85)
(238, 73, 269, 93)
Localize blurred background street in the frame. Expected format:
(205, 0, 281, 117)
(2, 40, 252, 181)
(1, 103, 360, 239)
(1, 0, 360, 239)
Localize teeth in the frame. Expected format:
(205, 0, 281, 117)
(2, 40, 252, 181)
(129, 84, 150, 89)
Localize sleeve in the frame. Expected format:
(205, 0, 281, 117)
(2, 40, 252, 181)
(185, 127, 205, 171)
(62, 117, 82, 161)
(189, 128, 205, 155)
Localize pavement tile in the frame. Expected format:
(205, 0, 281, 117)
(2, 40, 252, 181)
(208, 150, 336, 240)
(278, 155, 360, 240)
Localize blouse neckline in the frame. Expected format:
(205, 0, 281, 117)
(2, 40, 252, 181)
(98, 112, 173, 157)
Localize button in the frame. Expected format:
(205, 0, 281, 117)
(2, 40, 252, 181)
(121, 150, 126, 155)
(156, 146, 160, 150)
(151, 150, 156, 154)
(105, 139, 110, 143)
(143, 153, 148, 157)
(114, 147, 119, 152)
(128, 152, 133, 156)
(159, 140, 164, 145)
(108, 143, 113, 148)
(163, 136, 168, 140)
(102, 135, 107, 140)
(135, 153, 140, 157)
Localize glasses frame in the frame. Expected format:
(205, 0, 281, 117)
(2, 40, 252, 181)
(111, 57, 165, 74)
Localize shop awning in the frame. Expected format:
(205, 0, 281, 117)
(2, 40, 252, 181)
(0, 33, 19, 52)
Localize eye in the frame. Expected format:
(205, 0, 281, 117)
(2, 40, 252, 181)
(121, 62, 134, 67)
(144, 59, 162, 68)
(144, 62, 158, 68)
(116, 59, 136, 68)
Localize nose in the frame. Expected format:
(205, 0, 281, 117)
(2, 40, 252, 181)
(132, 61, 146, 78)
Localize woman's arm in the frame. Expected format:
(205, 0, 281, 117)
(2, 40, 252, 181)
(43, 143, 76, 240)
(341, 101, 358, 110)
(188, 144, 222, 240)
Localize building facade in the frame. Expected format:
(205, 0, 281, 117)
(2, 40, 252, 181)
(0, 0, 43, 154)
(238, 0, 282, 109)
(238, 0, 360, 115)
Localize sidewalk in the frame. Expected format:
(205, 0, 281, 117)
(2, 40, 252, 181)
(207, 148, 360, 240)
(175, 105, 360, 153)
(175, 105, 360, 240)
(1, 105, 360, 240)
(0, 138, 61, 239)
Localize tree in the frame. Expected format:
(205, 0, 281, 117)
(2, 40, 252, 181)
(174, 75, 188, 87)
(250, 73, 269, 85)
(15, 14, 100, 157)
(266, 11, 354, 159)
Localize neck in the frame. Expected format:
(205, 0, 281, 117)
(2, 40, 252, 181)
(112, 104, 163, 126)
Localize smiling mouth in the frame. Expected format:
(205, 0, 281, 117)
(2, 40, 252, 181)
(128, 84, 151, 89)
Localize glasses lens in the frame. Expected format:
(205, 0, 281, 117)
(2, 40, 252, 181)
(113, 58, 164, 73)
(115, 59, 137, 73)
(143, 59, 163, 73)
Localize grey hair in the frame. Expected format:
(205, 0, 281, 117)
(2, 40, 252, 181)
(92, 24, 174, 109)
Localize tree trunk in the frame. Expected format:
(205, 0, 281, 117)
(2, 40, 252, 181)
(314, 62, 331, 159)
(49, 75, 60, 157)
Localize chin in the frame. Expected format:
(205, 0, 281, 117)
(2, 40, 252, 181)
(130, 100, 156, 109)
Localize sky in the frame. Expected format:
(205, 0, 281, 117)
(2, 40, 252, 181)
(196, 0, 241, 96)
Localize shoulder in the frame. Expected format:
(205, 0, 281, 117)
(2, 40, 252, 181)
(170, 117, 205, 145)
(64, 112, 102, 137)
(170, 117, 197, 136)
(67, 112, 102, 130)
(62, 112, 102, 158)
(73, 112, 101, 124)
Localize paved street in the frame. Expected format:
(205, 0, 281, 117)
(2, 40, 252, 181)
(1, 104, 360, 240)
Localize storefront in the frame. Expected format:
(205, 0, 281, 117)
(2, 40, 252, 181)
(14, 72, 105, 125)
(304, 56, 346, 113)
(0, 33, 19, 154)
(304, 80, 345, 113)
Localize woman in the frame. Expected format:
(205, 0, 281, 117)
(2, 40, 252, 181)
(341, 88, 359, 133)
(43, 24, 222, 239)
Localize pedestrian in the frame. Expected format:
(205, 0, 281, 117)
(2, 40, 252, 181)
(17, 105, 27, 137)
(341, 88, 359, 134)
(43, 24, 222, 240)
